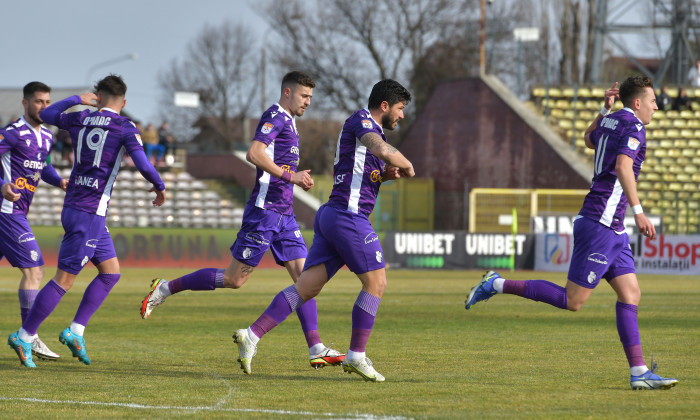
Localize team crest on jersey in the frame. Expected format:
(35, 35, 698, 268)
(0, 134, 3, 142)
(587, 271, 597, 284)
(627, 137, 640, 150)
(81, 256, 89, 267)
(261, 122, 274, 134)
(361, 119, 372, 129)
(375, 251, 383, 263)
(30, 250, 39, 262)
(243, 247, 252, 259)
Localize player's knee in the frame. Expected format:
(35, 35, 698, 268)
(567, 300, 585, 312)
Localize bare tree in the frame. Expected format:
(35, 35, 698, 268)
(258, 0, 469, 115)
(158, 20, 259, 152)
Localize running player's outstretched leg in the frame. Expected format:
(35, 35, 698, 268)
(141, 268, 225, 318)
(465, 271, 568, 310)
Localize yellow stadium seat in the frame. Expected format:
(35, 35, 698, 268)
(682, 149, 696, 158)
(659, 119, 672, 128)
(644, 172, 660, 181)
(532, 87, 546, 97)
(683, 183, 698, 192)
(561, 87, 575, 97)
(558, 119, 573, 129)
(666, 128, 680, 138)
(659, 139, 674, 148)
(680, 109, 694, 119)
(654, 148, 668, 158)
(577, 87, 592, 98)
(667, 87, 679, 97)
(591, 87, 605, 97)
(548, 87, 562, 97)
(675, 139, 688, 147)
(673, 119, 688, 128)
(680, 129, 694, 139)
(666, 110, 679, 119)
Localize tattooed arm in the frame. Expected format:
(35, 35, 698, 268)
(359, 132, 415, 178)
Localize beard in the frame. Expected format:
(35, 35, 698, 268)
(381, 114, 397, 130)
(27, 110, 43, 125)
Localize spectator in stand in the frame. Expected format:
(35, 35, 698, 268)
(672, 88, 690, 111)
(656, 86, 672, 111)
(157, 121, 174, 164)
(56, 129, 73, 166)
(142, 123, 164, 163)
(687, 60, 700, 87)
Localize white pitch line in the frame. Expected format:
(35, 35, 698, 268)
(0, 397, 410, 419)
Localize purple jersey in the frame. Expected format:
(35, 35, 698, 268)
(327, 109, 386, 217)
(247, 103, 300, 215)
(579, 108, 646, 232)
(48, 97, 148, 216)
(0, 117, 53, 215)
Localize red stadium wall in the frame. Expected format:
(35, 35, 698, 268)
(399, 78, 590, 230)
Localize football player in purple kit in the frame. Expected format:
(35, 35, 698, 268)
(465, 76, 678, 390)
(140, 71, 345, 370)
(8, 75, 166, 368)
(2, 82, 66, 361)
(231, 79, 415, 382)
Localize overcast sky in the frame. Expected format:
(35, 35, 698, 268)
(2, 0, 266, 124)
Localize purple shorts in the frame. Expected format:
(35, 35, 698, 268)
(303, 204, 385, 278)
(58, 207, 117, 275)
(230, 204, 307, 267)
(0, 213, 44, 268)
(568, 216, 635, 289)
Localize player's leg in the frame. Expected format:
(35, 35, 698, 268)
(283, 258, 345, 368)
(233, 264, 330, 374)
(18, 266, 61, 360)
(340, 268, 386, 382)
(608, 266, 678, 389)
(141, 206, 273, 318)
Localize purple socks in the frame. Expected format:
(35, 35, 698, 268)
(616, 301, 644, 367)
(18, 289, 38, 323)
(504, 279, 568, 310)
(72, 273, 121, 326)
(295, 298, 322, 348)
(22, 280, 66, 335)
(350, 291, 381, 353)
(168, 268, 225, 294)
(250, 285, 303, 338)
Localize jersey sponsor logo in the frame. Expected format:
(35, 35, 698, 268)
(370, 169, 382, 183)
(85, 239, 98, 248)
(30, 250, 39, 262)
(290, 146, 299, 155)
(82, 115, 112, 126)
(14, 177, 37, 192)
(376, 251, 383, 263)
(245, 233, 270, 246)
(364, 233, 379, 244)
(19, 130, 30, 136)
(362, 119, 373, 129)
(280, 165, 295, 176)
(587, 252, 608, 265)
(18, 232, 36, 243)
(627, 137, 640, 150)
(23, 160, 45, 170)
(587, 271, 597, 284)
(261, 122, 274, 134)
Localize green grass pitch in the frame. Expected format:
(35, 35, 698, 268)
(1, 267, 698, 418)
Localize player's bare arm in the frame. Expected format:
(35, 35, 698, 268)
(247, 140, 313, 190)
(584, 82, 619, 148)
(359, 132, 415, 177)
(1, 183, 21, 201)
(616, 154, 656, 239)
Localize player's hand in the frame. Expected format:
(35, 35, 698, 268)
(398, 164, 415, 178)
(150, 187, 166, 207)
(1, 183, 21, 201)
(59, 178, 68, 192)
(382, 165, 401, 181)
(604, 82, 619, 110)
(634, 213, 656, 239)
(291, 169, 313, 191)
(79, 92, 98, 107)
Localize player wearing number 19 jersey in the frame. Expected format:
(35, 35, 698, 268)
(8, 75, 166, 368)
(465, 76, 678, 390)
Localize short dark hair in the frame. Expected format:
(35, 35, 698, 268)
(94, 74, 127, 98)
(367, 79, 411, 110)
(282, 71, 315, 91)
(23, 81, 51, 99)
(619, 76, 653, 108)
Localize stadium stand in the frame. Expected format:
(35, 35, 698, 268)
(529, 85, 700, 234)
(28, 168, 243, 229)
